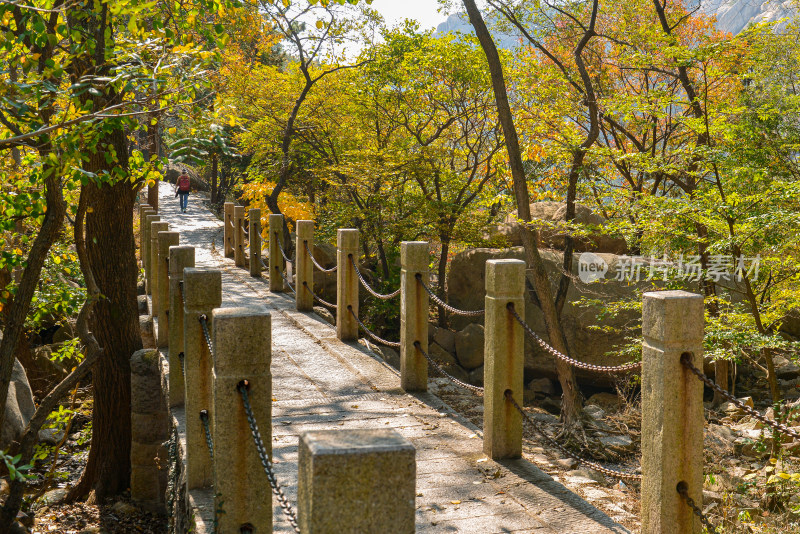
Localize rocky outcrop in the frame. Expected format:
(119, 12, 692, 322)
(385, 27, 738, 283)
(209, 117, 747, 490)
(701, 0, 795, 34)
(490, 202, 628, 255)
(1, 358, 37, 449)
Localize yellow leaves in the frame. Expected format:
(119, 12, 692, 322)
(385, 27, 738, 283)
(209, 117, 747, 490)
(86, 207, 94, 213)
(168, 127, 177, 135)
(12, 248, 22, 256)
(228, 116, 236, 127)
(316, 20, 324, 30)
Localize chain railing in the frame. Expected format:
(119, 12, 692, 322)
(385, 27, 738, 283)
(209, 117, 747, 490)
(275, 232, 293, 264)
(349, 255, 400, 300)
(304, 241, 337, 273)
(199, 410, 214, 460)
(681, 353, 800, 440)
(198, 314, 214, 355)
(507, 303, 642, 374)
(348, 305, 400, 348)
(302, 281, 337, 310)
(178, 351, 185, 378)
(678, 481, 717, 532)
(237, 381, 300, 534)
(414, 341, 484, 394)
(416, 273, 485, 317)
(505, 390, 642, 481)
(280, 268, 297, 295)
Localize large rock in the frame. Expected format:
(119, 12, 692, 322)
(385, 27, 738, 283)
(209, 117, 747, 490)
(454, 323, 484, 370)
(1, 359, 36, 449)
(490, 202, 628, 255)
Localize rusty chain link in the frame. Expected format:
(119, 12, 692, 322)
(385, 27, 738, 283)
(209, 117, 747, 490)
(178, 351, 185, 378)
(198, 314, 214, 355)
(349, 255, 401, 300)
(305, 241, 337, 273)
(238, 381, 300, 533)
(348, 305, 400, 348)
(199, 410, 214, 460)
(275, 232, 293, 264)
(414, 341, 485, 394)
(508, 303, 641, 374)
(416, 274, 485, 317)
(678, 482, 717, 532)
(681, 353, 800, 440)
(505, 390, 642, 481)
(279, 268, 297, 295)
(302, 281, 337, 309)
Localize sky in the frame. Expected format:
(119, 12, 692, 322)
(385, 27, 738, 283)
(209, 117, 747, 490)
(369, 0, 450, 31)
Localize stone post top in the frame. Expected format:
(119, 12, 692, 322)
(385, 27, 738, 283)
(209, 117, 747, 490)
(296, 220, 314, 236)
(233, 205, 245, 215)
(212, 306, 271, 376)
(169, 246, 195, 274)
(269, 213, 284, 222)
(145, 213, 160, 222)
(157, 231, 179, 248)
(150, 221, 168, 234)
(642, 290, 704, 344)
(486, 259, 526, 296)
(248, 207, 261, 217)
(337, 228, 359, 249)
(212, 305, 270, 321)
(130, 349, 160, 373)
(141, 206, 155, 214)
(224, 201, 234, 207)
(401, 241, 429, 268)
(183, 269, 222, 308)
(643, 290, 703, 301)
(300, 429, 415, 456)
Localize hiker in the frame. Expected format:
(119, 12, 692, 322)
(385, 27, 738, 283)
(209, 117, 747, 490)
(175, 169, 191, 213)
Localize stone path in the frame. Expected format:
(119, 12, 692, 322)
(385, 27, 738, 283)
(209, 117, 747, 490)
(154, 188, 630, 533)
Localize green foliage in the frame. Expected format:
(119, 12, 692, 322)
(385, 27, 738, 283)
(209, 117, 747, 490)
(1, 450, 33, 481)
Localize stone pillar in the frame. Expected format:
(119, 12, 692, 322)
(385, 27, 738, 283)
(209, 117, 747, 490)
(168, 246, 195, 407)
(268, 213, 285, 292)
(139, 204, 153, 268)
(296, 220, 314, 311)
(224, 202, 234, 258)
(149, 221, 169, 316)
(234, 205, 246, 268)
(641, 290, 704, 534)
(156, 231, 179, 348)
(298, 429, 416, 533)
(400, 242, 429, 392)
(130, 349, 170, 513)
(336, 229, 359, 341)
(147, 180, 159, 213)
(212, 306, 272, 532)
(249, 208, 262, 277)
(483, 259, 525, 460)
(183, 268, 222, 490)
(143, 213, 160, 296)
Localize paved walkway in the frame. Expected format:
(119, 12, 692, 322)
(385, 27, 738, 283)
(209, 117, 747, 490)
(155, 189, 629, 533)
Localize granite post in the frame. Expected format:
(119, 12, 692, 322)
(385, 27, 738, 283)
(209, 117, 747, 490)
(400, 242, 429, 392)
(298, 429, 416, 534)
(149, 221, 169, 316)
(483, 259, 525, 460)
(183, 269, 222, 489)
(156, 231, 179, 348)
(269, 213, 285, 292)
(249, 208, 262, 277)
(641, 290, 704, 534)
(336, 229, 359, 341)
(212, 306, 272, 532)
(296, 220, 314, 311)
(143, 213, 160, 295)
(168, 246, 194, 407)
(224, 202, 234, 258)
(233, 205, 245, 268)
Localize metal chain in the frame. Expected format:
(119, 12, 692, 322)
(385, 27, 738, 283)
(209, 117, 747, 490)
(238, 382, 301, 534)
(198, 314, 214, 355)
(199, 410, 214, 460)
(178, 352, 185, 378)
(179, 279, 185, 306)
(416, 274, 485, 317)
(275, 232, 293, 263)
(508, 303, 642, 374)
(414, 342, 485, 394)
(349, 255, 400, 300)
(505, 390, 642, 481)
(302, 281, 337, 309)
(348, 305, 400, 348)
(304, 241, 337, 273)
(681, 353, 800, 440)
(280, 268, 297, 295)
(678, 483, 717, 533)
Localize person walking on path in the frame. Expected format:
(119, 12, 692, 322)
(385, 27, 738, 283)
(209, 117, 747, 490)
(175, 169, 191, 213)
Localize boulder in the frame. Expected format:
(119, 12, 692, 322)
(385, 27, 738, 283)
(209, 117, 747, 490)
(433, 328, 457, 353)
(454, 323, 485, 370)
(773, 355, 800, 380)
(490, 202, 628, 255)
(51, 322, 75, 343)
(586, 392, 624, 412)
(468, 365, 484, 387)
(1, 359, 36, 449)
(429, 343, 457, 367)
(526, 377, 557, 397)
(137, 295, 149, 316)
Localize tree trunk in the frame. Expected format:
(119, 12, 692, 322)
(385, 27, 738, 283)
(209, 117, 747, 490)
(211, 151, 218, 204)
(67, 130, 142, 501)
(437, 237, 450, 328)
(462, 0, 583, 430)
